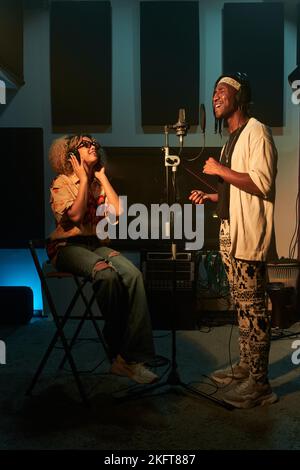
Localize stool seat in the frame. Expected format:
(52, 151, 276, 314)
(45, 271, 80, 279)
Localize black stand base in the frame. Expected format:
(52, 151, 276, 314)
(117, 365, 234, 410)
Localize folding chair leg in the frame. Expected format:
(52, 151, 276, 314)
(75, 277, 111, 360)
(26, 323, 90, 406)
(27, 242, 91, 405)
(58, 285, 112, 371)
(57, 310, 87, 371)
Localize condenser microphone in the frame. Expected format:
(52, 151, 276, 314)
(173, 108, 189, 143)
(200, 104, 206, 133)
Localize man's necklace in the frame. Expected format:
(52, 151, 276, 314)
(223, 132, 240, 164)
(222, 121, 248, 165)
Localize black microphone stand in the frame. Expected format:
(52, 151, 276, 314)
(121, 122, 232, 410)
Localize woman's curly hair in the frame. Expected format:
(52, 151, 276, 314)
(49, 134, 92, 175)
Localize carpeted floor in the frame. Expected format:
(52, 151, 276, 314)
(1, 317, 300, 450)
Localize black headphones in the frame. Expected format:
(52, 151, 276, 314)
(66, 135, 81, 162)
(68, 148, 80, 161)
(214, 72, 252, 106)
(233, 72, 252, 106)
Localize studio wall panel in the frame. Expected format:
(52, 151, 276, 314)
(140, 1, 199, 126)
(223, 3, 284, 127)
(105, 147, 220, 251)
(50, 1, 112, 131)
(0, 0, 24, 85)
(297, 3, 300, 66)
(0, 128, 44, 248)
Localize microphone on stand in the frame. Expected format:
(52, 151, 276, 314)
(173, 108, 189, 145)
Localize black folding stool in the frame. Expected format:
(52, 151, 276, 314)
(26, 240, 111, 406)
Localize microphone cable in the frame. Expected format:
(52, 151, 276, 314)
(181, 163, 218, 193)
(184, 103, 206, 162)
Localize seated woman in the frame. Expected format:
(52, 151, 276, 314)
(47, 134, 158, 384)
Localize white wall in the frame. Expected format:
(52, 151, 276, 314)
(0, 0, 299, 257)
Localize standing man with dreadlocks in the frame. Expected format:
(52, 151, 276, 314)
(190, 73, 278, 408)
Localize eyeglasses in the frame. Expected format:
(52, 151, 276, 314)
(76, 139, 100, 151)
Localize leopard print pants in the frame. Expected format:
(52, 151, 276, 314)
(219, 220, 271, 382)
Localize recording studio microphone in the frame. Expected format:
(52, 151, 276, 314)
(200, 104, 206, 133)
(173, 108, 189, 145)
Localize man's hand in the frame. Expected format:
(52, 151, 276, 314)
(203, 157, 223, 176)
(203, 157, 264, 197)
(189, 190, 218, 204)
(189, 190, 209, 204)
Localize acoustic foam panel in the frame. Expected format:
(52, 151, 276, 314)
(50, 1, 112, 129)
(105, 146, 220, 251)
(223, 2, 284, 127)
(297, 3, 300, 66)
(0, 128, 44, 248)
(140, 1, 199, 126)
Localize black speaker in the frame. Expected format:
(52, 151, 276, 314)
(142, 252, 196, 330)
(0, 287, 33, 324)
(267, 283, 297, 329)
